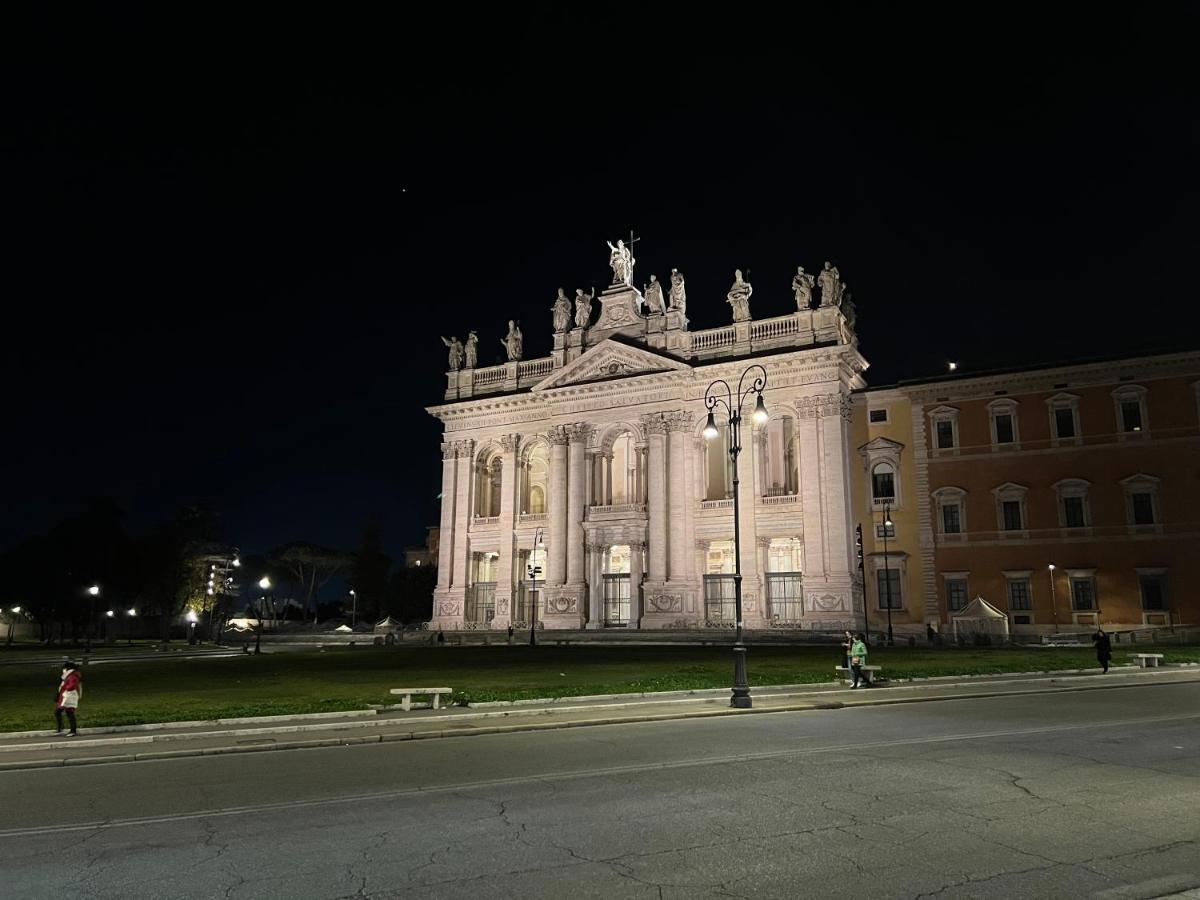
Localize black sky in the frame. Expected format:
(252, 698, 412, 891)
(4, 6, 1198, 558)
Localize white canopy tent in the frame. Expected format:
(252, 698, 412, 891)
(952, 596, 1011, 643)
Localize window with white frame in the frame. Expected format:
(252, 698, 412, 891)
(871, 462, 896, 503)
(1068, 570, 1097, 611)
(1046, 393, 1081, 443)
(760, 416, 798, 497)
(943, 573, 969, 612)
(875, 522, 896, 539)
(992, 483, 1029, 533)
(859, 437, 904, 509)
(1053, 479, 1092, 529)
(929, 406, 960, 451)
(1137, 569, 1167, 611)
(1111, 384, 1149, 435)
(876, 568, 903, 609)
(1121, 474, 1161, 527)
(765, 538, 804, 623)
(1003, 572, 1033, 611)
(932, 486, 967, 536)
(988, 399, 1020, 449)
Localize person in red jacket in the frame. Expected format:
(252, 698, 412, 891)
(55, 661, 83, 736)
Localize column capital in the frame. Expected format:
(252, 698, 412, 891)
(756, 536, 773, 547)
(546, 426, 570, 446)
(566, 423, 592, 443)
(663, 410, 696, 433)
(795, 392, 850, 420)
(454, 438, 476, 458)
(441, 442, 457, 460)
(694, 539, 710, 550)
(640, 413, 669, 435)
(499, 433, 522, 453)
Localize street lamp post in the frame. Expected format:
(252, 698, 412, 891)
(349, 589, 357, 629)
(703, 364, 769, 710)
(881, 503, 895, 647)
(126, 608, 137, 645)
(1048, 564, 1059, 634)
(528, 527, 545, 647)
(85, 585, 100, 652)
(6, 607, 21, 646)
(256, 577, 271, 655)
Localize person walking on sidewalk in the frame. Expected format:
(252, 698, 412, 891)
(55, 661, 83, 736)
(1092, 627, 1112, 673)
(849, 633, 872, 689)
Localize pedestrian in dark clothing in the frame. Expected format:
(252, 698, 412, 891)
(927, 623, 937, 643)
(507, 625, 514, 643)
(1092, 628, 1112, 673)
(55, 661, 83, 736)
(436, 630, 445, 645)
(840, 630, 853, 671)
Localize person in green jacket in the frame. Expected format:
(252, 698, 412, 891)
(850, 633, 871, 688)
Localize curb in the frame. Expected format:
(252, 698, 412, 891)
(3, 675, 1198, 772)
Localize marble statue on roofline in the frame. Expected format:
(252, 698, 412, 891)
(464, 331, 478, 368)
(669, 268, 686, 313)
(606, 239, 635, 286)
(574, 287, 594, 329)
(818, 261, 844, 308)
(726, 269, 753, 322)
(644, 274, 666, 315)
(440, 335, 463, 371)
(501, 320, 524, 361)
(792, 266, 815, 310)
(552, 288, 572, 333)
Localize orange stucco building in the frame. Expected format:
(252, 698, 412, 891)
(852, 351, 1199, 638)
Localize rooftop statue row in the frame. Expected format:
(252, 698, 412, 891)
(441, 321, 525, 371)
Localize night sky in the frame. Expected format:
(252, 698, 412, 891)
(5, 7, 1198, 559)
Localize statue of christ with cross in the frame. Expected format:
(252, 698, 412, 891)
(606, 230, 639, 286)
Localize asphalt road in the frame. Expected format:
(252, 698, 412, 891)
(2, 682, 1199, 900)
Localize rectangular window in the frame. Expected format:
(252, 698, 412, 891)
(1070, 578, 1095, 611)
(994, 414, 1015, 444)
(703, 575, 736, 624)
(1139, 575, 1166, 611)
(876, 569, 902, 609)
(1007, 579, 1032, 611)
(1120, 400, 1143, 432)
(766, 574, 805, 623)
(875, 523, 896, 539)
(1054, 407, 1076, 439)
(1063, 496, 1086, 528)
(946, 579, 968, 612)
(936, 420, 955, 449)
(869, 409, 888, 424)
(1002, 500, 1023, 531)
(941, 504, 961, 534)
(1132, 493, 1155, 525)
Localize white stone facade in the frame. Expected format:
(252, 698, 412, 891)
(428, 281, 867, 632)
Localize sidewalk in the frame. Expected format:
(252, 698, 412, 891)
(2, 666, 1197, 772)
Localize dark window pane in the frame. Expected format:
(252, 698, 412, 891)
(1071, 579, 1094, 610)
(1002, 500, 1023, 531)
(869, 409, 887, 423)
(872, 470, 895, 500)
(1121, 400, 1143, 432)
(1140, 576, 1165, 611)
(876, 569, 902, 609)
(994, 414, 1014, 444)
(1132, 493, 1155, 525)
(1055, 408, 1075, 438)
(1063, 496, 1086, 528)
(936, 420, 955, 449)
(947, 580, 967, 611)
(1008, 580, 1031, 610)
(942, 504, 961, 534)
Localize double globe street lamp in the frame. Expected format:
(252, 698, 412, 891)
(703, 364, 768, 709)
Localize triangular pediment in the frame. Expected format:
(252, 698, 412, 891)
(858, 436, 905, 454)
(532, 339, 692, 391)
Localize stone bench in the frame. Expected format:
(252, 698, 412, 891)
(390, 687, 453, 711)
(1132, 653, 1165, 669)
(835, 665, 882, 685)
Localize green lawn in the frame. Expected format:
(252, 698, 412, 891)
(2, 643, 1197, 733)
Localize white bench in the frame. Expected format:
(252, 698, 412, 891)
(835, 665, 882, 685)
(390, 687, 453, 711)
(1133, 654, 1165, 669)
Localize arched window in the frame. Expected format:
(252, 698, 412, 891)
(475, 451, 503, 517)
(705, 423, 733, 501)
(520, 444, 549, 515)
(610, 432, 638, 505)
(760, 416, 798, 497)
(871, 462, 896, 503)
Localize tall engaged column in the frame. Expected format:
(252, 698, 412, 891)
(566, 424, 590, 586)
(797, 395, 828, 578)
(547, 427, 569, 585)
(643, 416, 668, 583)
(493, 433, 521, 626)
(451, 439, 475, 595)
(436, 442, 457, 592)
(666, 412, 694, 583)
(629, 540, 645, 627)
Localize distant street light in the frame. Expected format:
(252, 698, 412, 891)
(5, 606, 22, 646)
(126, 607, 136, 645)
(85, 585, 101, 652)
(528, 528, 545, 647)
(703, 363, 768, 709)
(1048, 564, 1059, 634)
(881, 503, 895, 647)
(349, 589, 357, 629)
(254, 577, 271, 655)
